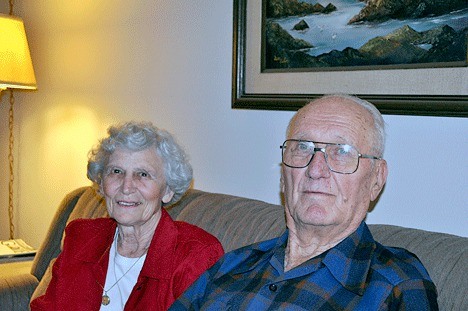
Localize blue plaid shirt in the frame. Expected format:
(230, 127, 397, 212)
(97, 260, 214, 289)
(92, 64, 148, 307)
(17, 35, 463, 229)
(170, 222, 438, 310)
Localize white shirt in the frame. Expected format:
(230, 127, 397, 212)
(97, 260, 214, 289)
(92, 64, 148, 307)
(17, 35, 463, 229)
(100, 231, 146, 311)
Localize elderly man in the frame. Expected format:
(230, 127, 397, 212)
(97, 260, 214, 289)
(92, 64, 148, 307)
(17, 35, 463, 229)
(170, 95, 438, 310)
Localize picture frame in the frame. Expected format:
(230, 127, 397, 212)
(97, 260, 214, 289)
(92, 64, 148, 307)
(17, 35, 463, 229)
(232, 0, 468, 117)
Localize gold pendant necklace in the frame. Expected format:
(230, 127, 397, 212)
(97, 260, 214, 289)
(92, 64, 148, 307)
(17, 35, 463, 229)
(98, 230, 146, 306)
(102, 294, 111, 306)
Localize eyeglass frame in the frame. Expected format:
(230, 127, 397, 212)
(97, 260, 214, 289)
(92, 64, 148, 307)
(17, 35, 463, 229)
(280, 139, 382, 174)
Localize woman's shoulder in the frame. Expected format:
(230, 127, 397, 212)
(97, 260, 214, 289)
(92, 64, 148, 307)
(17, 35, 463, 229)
(59, 218, 115, 257)
(173, 220, 221, 245)
(171, 221, 224, 266)
(65, 218, 115, 238)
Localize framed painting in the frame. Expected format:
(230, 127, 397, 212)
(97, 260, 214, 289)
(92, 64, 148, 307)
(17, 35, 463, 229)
(232, 0, 468, 117)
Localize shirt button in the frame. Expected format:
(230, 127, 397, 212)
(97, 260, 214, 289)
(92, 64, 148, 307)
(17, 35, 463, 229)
(269, 284, 277, 292)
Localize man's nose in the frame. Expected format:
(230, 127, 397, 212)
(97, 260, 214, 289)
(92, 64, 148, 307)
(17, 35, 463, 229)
(306, 150, 330, 178)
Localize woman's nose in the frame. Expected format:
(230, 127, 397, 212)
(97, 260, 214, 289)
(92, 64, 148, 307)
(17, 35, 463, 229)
(122, 174, 136, 193)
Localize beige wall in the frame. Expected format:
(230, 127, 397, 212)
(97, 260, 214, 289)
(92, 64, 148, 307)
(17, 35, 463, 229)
(0, 1, 466, 248)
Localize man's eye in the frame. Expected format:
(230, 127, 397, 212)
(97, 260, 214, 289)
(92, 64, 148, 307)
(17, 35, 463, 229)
(298, 143, 309, 151)
(297, 141, 313, 150)
(337, 147, 350, 155)
(112, 168, 122, 174)
(332, 145, 354, 159)
(138, 171, 149, 178)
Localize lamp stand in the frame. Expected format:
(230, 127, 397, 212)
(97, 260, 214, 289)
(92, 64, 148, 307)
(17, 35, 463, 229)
(0, 0, 37, 242)
(8, 90, 15, 239)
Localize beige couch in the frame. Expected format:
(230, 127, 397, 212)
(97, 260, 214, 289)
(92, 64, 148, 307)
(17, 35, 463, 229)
(0, 186, 467, 310)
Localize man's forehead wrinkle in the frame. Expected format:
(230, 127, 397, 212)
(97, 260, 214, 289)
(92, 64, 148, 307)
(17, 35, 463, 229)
(289, 110, 373, 153)
(292, 113, 359, 134)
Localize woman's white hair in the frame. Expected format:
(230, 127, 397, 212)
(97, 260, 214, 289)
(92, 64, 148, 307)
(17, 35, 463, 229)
(87, 121, 193, 205)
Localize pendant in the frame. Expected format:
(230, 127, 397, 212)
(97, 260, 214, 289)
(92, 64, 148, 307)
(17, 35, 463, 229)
(102, 294, 110, 305)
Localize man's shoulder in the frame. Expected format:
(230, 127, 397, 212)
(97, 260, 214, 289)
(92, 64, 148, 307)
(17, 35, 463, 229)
(229, 235, 281, 255)
(212, 235, 282, 274)
(371, 242, 433, 285)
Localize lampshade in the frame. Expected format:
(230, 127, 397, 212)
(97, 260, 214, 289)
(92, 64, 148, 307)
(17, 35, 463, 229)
(0, 13, 37, 91)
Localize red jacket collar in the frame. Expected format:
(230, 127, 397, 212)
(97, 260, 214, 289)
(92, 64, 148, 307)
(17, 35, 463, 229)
(73, 209, 179, 280)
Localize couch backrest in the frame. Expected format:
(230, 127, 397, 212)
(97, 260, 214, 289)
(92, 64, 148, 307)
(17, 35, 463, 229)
(168, 189, 286, 252)
(32, 186, 468, 310)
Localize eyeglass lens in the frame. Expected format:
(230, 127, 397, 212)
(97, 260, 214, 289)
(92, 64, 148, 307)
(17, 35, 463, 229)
(282, 140, 359, 174)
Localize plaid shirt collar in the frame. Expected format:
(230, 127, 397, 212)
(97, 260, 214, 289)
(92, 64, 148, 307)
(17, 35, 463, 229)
(226, 222, 375, 296)
(323, 222, 376, 295)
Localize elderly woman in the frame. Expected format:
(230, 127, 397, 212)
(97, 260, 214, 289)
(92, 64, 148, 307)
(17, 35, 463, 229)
(30, 122, 224, 311)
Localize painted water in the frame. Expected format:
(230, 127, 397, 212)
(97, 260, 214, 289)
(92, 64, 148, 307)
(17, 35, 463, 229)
(272, 0, 468, 57)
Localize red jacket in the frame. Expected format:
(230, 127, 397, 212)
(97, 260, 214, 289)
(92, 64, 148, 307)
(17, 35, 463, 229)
(30, 209, 224, 310)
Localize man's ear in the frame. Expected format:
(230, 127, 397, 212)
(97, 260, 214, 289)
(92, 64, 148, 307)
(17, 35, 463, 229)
(162, 187, 175, 204)
(370, 159, 388, 201)
(280, 170, 285, 193)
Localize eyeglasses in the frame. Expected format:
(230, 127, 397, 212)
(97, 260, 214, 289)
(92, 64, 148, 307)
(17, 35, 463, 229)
(280, 139, 381, 174)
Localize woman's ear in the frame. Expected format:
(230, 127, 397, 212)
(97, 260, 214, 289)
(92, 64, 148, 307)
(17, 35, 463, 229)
(370, 159, 388, 201)
(162, 187, 175, 204)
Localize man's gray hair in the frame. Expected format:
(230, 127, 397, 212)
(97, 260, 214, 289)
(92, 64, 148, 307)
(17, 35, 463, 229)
(287, 94, 386, 157)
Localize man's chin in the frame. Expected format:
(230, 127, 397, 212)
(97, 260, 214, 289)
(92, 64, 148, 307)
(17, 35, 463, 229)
(295, 207, 335, 227)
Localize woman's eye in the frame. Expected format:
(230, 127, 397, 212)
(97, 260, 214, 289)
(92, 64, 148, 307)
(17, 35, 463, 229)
(138, 171, 149, 178)
(112, 168, 122, 174)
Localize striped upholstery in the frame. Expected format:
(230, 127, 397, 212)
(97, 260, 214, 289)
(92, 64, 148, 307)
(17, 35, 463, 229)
(1, 186, 466, 310)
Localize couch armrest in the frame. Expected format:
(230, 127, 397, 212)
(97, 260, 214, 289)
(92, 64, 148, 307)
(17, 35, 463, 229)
(0, 261, 39, 310)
